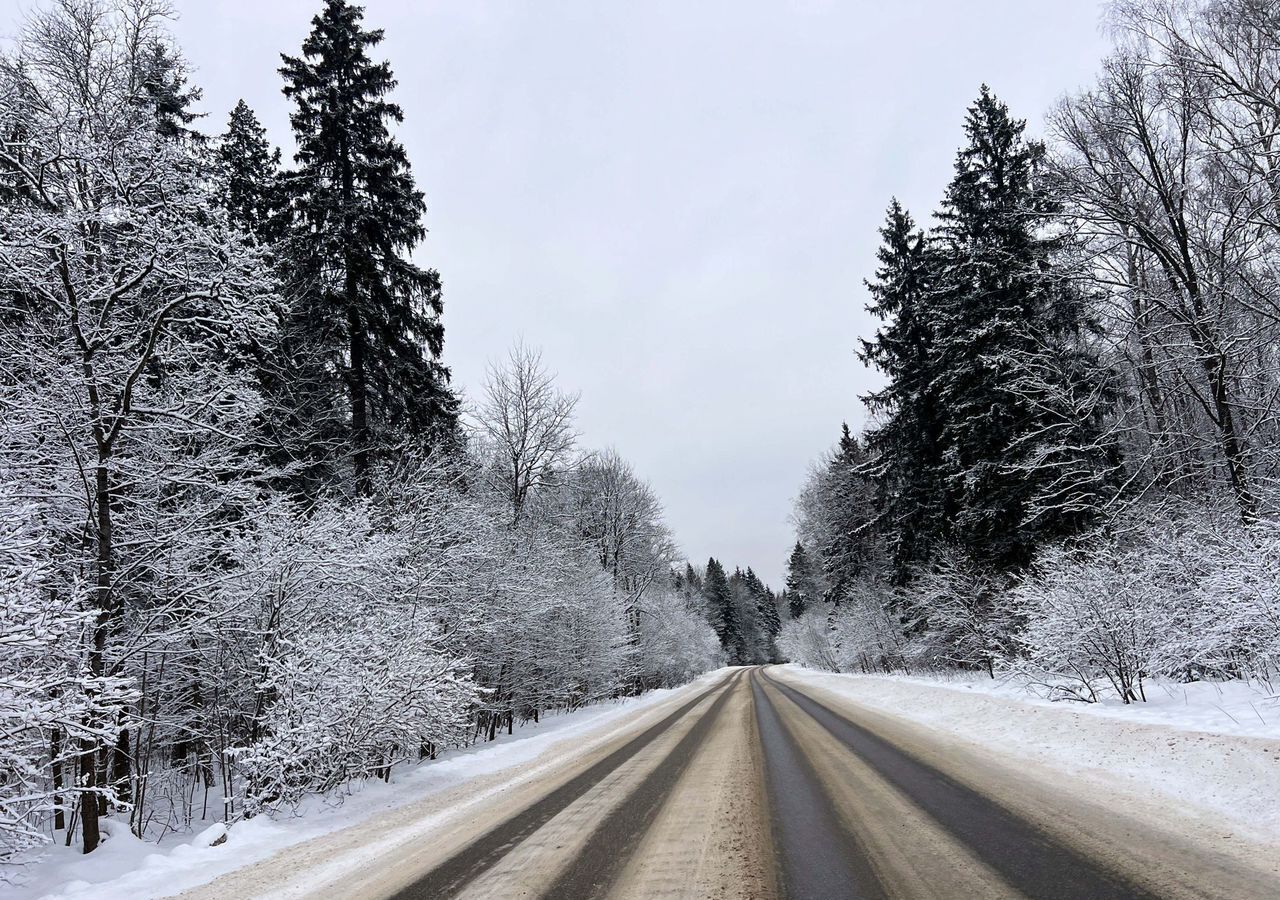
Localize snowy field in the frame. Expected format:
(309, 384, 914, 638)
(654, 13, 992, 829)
(1, 672, 726, 900)
(779, 665, 1280, 845)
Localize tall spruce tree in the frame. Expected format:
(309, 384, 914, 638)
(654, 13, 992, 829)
(818, 425, 883, 594)
(784, 542, 820, 618)
(217, 99, 345, 496)
(702, 557, 739, 656)
(281, 0, 458, 493)
(758, 587, 782, 639)
(136, 38, 202, 139)
(745, 568, 780, 661)
(929, 86, 1117, 567)
(218, 101, 284, 240)
(728, 567, 771, 664)
(859, 201, 946, 579)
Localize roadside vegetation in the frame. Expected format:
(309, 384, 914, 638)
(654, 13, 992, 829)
(779, 0, 1280, 704)
(0, 0, 746, 863)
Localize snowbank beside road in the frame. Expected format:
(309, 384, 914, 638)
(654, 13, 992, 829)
(777, 665, 1280, 844)
(3, 670, 730, 900)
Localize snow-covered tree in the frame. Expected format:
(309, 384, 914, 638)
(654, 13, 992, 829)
(475, 341, 580, 523)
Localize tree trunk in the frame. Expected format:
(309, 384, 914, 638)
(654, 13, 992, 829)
(78, 740, 100, 853)
(339, 127, 371, 497)
(51, 727, 65, 832)
(348, 303, 370, 495)
(81, 454, 114, 853)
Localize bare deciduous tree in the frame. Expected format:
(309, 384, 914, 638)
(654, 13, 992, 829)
(475, 341, 579, 523)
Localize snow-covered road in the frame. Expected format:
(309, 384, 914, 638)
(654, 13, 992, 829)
(16, 665, 1280, 899)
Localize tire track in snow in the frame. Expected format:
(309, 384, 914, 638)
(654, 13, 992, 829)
(538, 669, 742, 899)
(390, 670, 744, 900)
(762, 670, 1158, 900)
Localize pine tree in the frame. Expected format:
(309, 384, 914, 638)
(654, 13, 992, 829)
(136, 38, 203, 138)
(930, 86, 1118, 567)
(859, 201, 946, 578)
(683, 562, 702, 591)
(818, 425, 883, 594)
(784, 542, 820, 618)
(218, 101, 284, 241)
(702, 558, 739, 656)
(750, 571, 781, 658)
(280, 0, 458, 493)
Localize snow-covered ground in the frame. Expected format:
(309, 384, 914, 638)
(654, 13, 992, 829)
(778, 665, 1280, 845)
(2, 671, 727, 900)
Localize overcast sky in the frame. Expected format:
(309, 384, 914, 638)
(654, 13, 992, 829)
(4, 0, 1113, 586)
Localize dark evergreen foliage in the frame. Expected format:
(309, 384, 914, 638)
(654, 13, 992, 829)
(136, 38, 203, 139)
(784, 542, 820, 617)
(817, 425, 883, 595)
(218, 101, 285, 241)
(702, 557, 736, 651)
(860, 88, 1120, 573)
(929, 86, 1119, 567)
(859, 201, 946, 579)
(280, 0, 458, 492)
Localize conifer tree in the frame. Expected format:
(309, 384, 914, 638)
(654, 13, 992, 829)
(218, 101, 284, 241)
(683, 562, 702, 591)
(759, 588, 782, 636)
(280, 0, 458, 493)
(929, 86, 1118, 567)
(859, 201, 945, 578)
(136, 38, 202, 138)
(702, 558, 738, 655)
(784, 542, 820, 617)
(818, 425, 883, 593)
(750, 571, 781, 656)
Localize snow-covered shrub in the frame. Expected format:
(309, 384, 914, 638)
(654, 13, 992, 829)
(901, 549, 1018, 677)
(778, 607, 839, 671)
(1146, 516, 1280, 687)
(226, 498, 477, 814)
(777, 586, 910, 675)
(635, 589, 724, 687)
(0, 486, 136, 859)
(233, 618, 473, 814)
(1012, 508, 1280, 702)
(1012, 544, 1169, 702)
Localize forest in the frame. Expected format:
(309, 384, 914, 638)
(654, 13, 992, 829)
(5, 0, 1280, 874)
(0, 0, 786, 861)
(780, 1, 1280, 707)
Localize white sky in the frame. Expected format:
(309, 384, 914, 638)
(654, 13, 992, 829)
(2, 0, 1114, 587)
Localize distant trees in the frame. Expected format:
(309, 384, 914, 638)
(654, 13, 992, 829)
(689, 558, 780, 665)
(702, 558, 737, 652)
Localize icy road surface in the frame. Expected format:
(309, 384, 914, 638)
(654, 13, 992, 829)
(171, 666, 1278, 900)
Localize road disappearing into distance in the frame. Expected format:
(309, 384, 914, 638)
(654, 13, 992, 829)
(179, 668, 1277, 900)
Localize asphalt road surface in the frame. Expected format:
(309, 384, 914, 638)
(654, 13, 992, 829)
(180, 667, 1278, 900)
